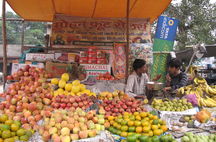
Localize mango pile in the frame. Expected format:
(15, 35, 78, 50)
(51, 73, 96, 97)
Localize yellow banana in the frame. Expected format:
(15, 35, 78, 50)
(177, 87, 185, 95)
(201, 96, 216, 107)
(207, 86, 216, 95)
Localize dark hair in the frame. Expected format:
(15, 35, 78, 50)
(168, 59, 182, 69)
(133, 59, 146, 71)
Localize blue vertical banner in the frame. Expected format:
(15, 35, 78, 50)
(151, 16, 179, 82)
(155, 16, 179, 42)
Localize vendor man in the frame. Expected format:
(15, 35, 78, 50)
(163, 59, 188, 92)
(125, 59, 160, 99)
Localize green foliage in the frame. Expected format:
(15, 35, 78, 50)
(0, 12, 46, 46)
(164, 0, 216, 49)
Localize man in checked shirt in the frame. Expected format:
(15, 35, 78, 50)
(163, 59, 188, 92)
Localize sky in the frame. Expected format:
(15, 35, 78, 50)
(0, 0, 216, 16)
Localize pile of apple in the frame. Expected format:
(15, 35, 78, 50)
(51, 73, 96, 97)
(7, 65, 52, 81)
(101, 97, 147, 117)
(51, 94, 94, 110)
(96, 72, 116, 81)
(39, 108, 106, 142)
(0, 66, 54, 131)
(98, 90, 128, 100)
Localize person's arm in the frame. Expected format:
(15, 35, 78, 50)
(171, 73, 188, 90)
(125, 76, 137, 97)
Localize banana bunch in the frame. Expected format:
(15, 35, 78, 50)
(177, 77, 216, 107)
(187, 66, 198, 78)
(199, 96, 216, 107)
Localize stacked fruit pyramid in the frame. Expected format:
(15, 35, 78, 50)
(152, 98, 193, 112)
(39, 108, 105, 142)
(106, 112, 168, 137)
(51, 73, 96, 97)
(178, 77, 216, 107)
(0, 114, 33, 142)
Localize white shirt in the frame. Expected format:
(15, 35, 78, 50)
(125, 72, 149, 97)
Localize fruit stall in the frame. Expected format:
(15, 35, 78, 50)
(0, 65, 215, 142)
(1, 0, 216, 142)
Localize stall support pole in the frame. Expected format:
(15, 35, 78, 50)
(2, 0, 7, 90)
(126, 0, 130, 80)
(21, 21, 25, 53)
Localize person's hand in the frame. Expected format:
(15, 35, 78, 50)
(163, 87, 172, 92)
(152, 74, 162, 81)
(166, 74, 171, 82)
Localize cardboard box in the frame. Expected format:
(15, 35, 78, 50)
(54, 53, 79, 62)
(45, 61, 71, 77)
(26, 53, 54, 61)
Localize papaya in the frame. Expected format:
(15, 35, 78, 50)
(195, 109, 211, 123)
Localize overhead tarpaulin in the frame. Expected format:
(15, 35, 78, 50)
(6, 0, 172, 22)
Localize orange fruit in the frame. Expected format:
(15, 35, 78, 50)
(150, 120, 153, 124)
(123, 112, 129, 116)
(144, 117, 150, 121)
(140, 112, 147, 118)
(133, 112, 139, 116)
(123, 115, 129, 119)
(158, 119, 163, 124)
(128, 121, 134, 126)
(113, 122, 118, 128)
(162, 120, 166, 125)
(125, 118, 130, 122)
(134, 121, 141, 126)
(160, 125, 168, 132)
(127, 132, 134, 136)
(120, 132, 128, 137)
(151, 125, 158, 130)
(148, 114, 154, 120)
(110, 120, 115, 125)
(142, 126, 150, 133)
(121, 125, 128, 132)
(153, 129, 163, 136)
(121, 120, 128, 125)
(135, 115, 142, 121)
(108, 116, 115, 121)
(135, 127, 142, 133)
(141, 121, 149, 127)
(116, 124, 121, 129)
(148, 130, 154, 136)
(152, 115, 158, 120)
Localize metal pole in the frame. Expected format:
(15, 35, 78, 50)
(126, 0, 130, 79)
(2, 0, 7, 90)
(21, 21, 25, 53)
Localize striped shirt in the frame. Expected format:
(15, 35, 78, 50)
(169, 72, 188, 90)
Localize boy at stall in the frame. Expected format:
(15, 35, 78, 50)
(163, 59, 188, 92)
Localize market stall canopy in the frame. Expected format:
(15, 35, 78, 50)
(6, 0, 172, 22)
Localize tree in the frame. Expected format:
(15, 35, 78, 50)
(0, 12, 46, 46)
(164, 0, 216, 50)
